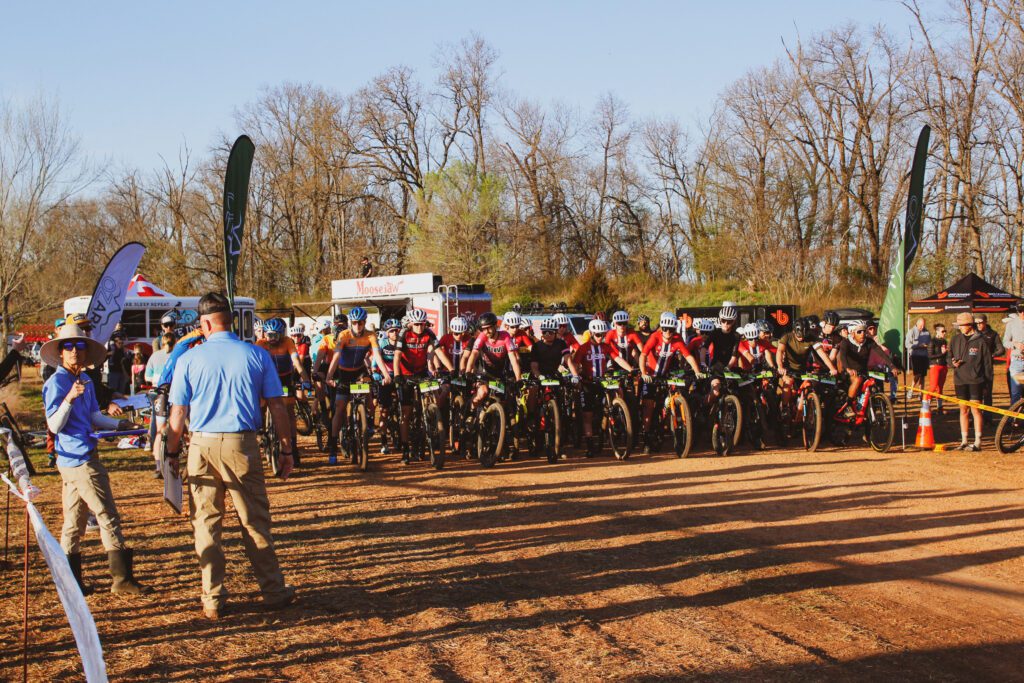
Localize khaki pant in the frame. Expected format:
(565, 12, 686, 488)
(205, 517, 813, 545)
(188, 432, 290, 610)
(58, 455, 125, 554)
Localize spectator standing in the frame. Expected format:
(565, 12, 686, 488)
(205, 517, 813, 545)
(107, 332, 129, 394)
(1002, 303, 1024, 406)
(153, 313, 178, 351)
(974, 313, 1005, 410)
(928, 323, 949, 412)
(906, 317, 930, 399)
(948, 313, 992, 451)
(164, 293, 296, 620)
(41, 323, 149, 595)
(360, 255, 374, 278)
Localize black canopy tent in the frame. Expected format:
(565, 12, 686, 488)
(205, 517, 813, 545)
(908, 272, 1019, 314)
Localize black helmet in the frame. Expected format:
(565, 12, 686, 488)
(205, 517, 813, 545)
(479, 312, 498, 328)
(823, 310, 840, 327)
(804, 316, 821, 340)
(793, 317, 809, 338)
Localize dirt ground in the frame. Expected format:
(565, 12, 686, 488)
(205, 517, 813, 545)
(2, 375, 1024, 681)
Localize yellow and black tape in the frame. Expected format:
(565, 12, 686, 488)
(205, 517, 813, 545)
(904, 386, 1024, 421)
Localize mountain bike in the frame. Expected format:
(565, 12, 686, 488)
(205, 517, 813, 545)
(996, 394, 1024, 455)
(340, 380, 373, 471)
(260, 402, 281, 476)
(417, 376, 446, 470)
(828, 370, 895, 452)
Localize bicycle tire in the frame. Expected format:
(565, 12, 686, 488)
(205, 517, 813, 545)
(478, 401, 506, 468)
(354, 401, 370, 471)
(996, 399, 1024, 454)
(607, 396, 632, 460)
(669, 394, 694, 458)
(543, 398, 561, 463)
(424, 403, 446, 470)
(802, 391, 822, 452)
(295, 399, 314, 436)
(263, 408, 281, 476)
(867, 392, 895, 453)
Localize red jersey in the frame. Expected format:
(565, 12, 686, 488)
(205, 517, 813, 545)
(395, 329, 438, 375)
(558, 331, 580, 352)
(606, 328, 643, 357)
(574, 341, 620, 379)
(439, 333, 472, 373)
(512, 332, 534, 352)
(641, 329, 692, 376)
(472, 330, 517, 376)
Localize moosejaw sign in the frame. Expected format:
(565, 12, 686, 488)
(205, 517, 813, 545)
(331, 273, 436, 300)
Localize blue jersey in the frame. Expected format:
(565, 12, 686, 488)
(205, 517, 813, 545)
(371, 339, 397, 379)
(158, 329, 205, 387)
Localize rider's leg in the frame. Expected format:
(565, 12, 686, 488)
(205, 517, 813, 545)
(287, 402, 300, 465)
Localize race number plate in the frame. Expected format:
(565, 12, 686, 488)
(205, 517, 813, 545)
(419, 380, 440, 393)
(541, 378, 560, 387)
(350, 383, 371, 394)
(281, 386, 289, 396)
(757, 371, 774, 379)
(818, 376, 836, 385)
(723, 372, 741, 380)
(601, 379, 620, 390)
(668, 379, 687, 388)
(488, 381, 505, 395)
(801, 374, 818, 382)
(869, 371, 887, 381)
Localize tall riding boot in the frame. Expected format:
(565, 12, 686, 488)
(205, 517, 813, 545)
(66, 552, 94, 596)
(108, 548, 151, 595)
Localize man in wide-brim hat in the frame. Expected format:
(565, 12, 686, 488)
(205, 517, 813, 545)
(41, 323, 150, 596)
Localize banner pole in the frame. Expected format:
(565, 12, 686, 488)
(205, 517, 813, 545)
(4, 483, 10, 568)
(22, 506, 29, 682)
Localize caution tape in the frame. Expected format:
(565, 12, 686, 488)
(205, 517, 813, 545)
(903, 386, 1024, 421)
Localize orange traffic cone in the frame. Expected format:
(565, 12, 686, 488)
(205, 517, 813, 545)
(915, 398, 935, 449)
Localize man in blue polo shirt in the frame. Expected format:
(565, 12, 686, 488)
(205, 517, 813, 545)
(164, 292, 295, 620)
(42, 322, 149, 596)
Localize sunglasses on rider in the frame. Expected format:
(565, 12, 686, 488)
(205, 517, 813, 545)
(60, 341, 88, 352)
(542, 329, 556, 335)
(480, 324, 494, 331)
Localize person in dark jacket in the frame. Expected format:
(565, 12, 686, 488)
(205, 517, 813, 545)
(948, 313, 992, 451)
(974, 313, 1005, 410)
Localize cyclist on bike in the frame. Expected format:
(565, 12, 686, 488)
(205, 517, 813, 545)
(371, 318, 402, 454)
(529, 318, 580, 379)
(257, 318, 308, 464)
(504, 312, 533, 364)
(438, 316, 474, 374)
(776, 317, 838, 408)
(153, 313, 178, 351)
(820, 311, 843, 365)
(290, 324, 312, 399)
(464, 311, 522, 416)
(325, 307, 391, 464)
(638, 312, 702, 453)
(607, 310, 644, 366)
(750, 319, 777, 370)
(574, 318, 635, 457)
(635, 314, 652, 345)
(253, 318, 264, 342)
(703, 305, 746, 370)
(393, 309, 454, 461)
(553, 312, 580, 352)
(837, 320, 894, 414)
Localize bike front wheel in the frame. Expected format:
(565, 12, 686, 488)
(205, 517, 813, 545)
(669, 394, 694, 458)
(542, 398, 561, 463)
(801, 391, 822, 452)
(424, 403, 446, 470)
(352, 401, 370, 471)
(478, 402, 506, 468)
(996, 399, 1024, 454)
(867, 392, 895, 453)
(606, 396, 632, 460)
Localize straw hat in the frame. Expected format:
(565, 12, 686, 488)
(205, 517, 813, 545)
(40, 323, 106, 368)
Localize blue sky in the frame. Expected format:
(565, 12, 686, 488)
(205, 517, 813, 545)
(1, 1, 912, 171)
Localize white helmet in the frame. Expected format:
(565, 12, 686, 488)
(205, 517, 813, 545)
(612, 310, 629, 324)
(317, 319, 331, 332)
(253, 318, 264, 331)
(719, 305, 738, 322)
(659, 311, 678, 329)
(588, 318, 609, 335)
(676, 319, 686, 335)
(552, 313, 570, 327)
(696, 318, 715, 333)
(294, 323, 305, 334)
(289, 325, 303, 336)
(449, 316, 468, 334)
(742, 323, 758, 341)
(503, 311, 522, 328)
(518, 316, 532, 329)
(407, 309, 428, 324)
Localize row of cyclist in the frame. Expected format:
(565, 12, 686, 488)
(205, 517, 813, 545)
(239, 304, 900, 474)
